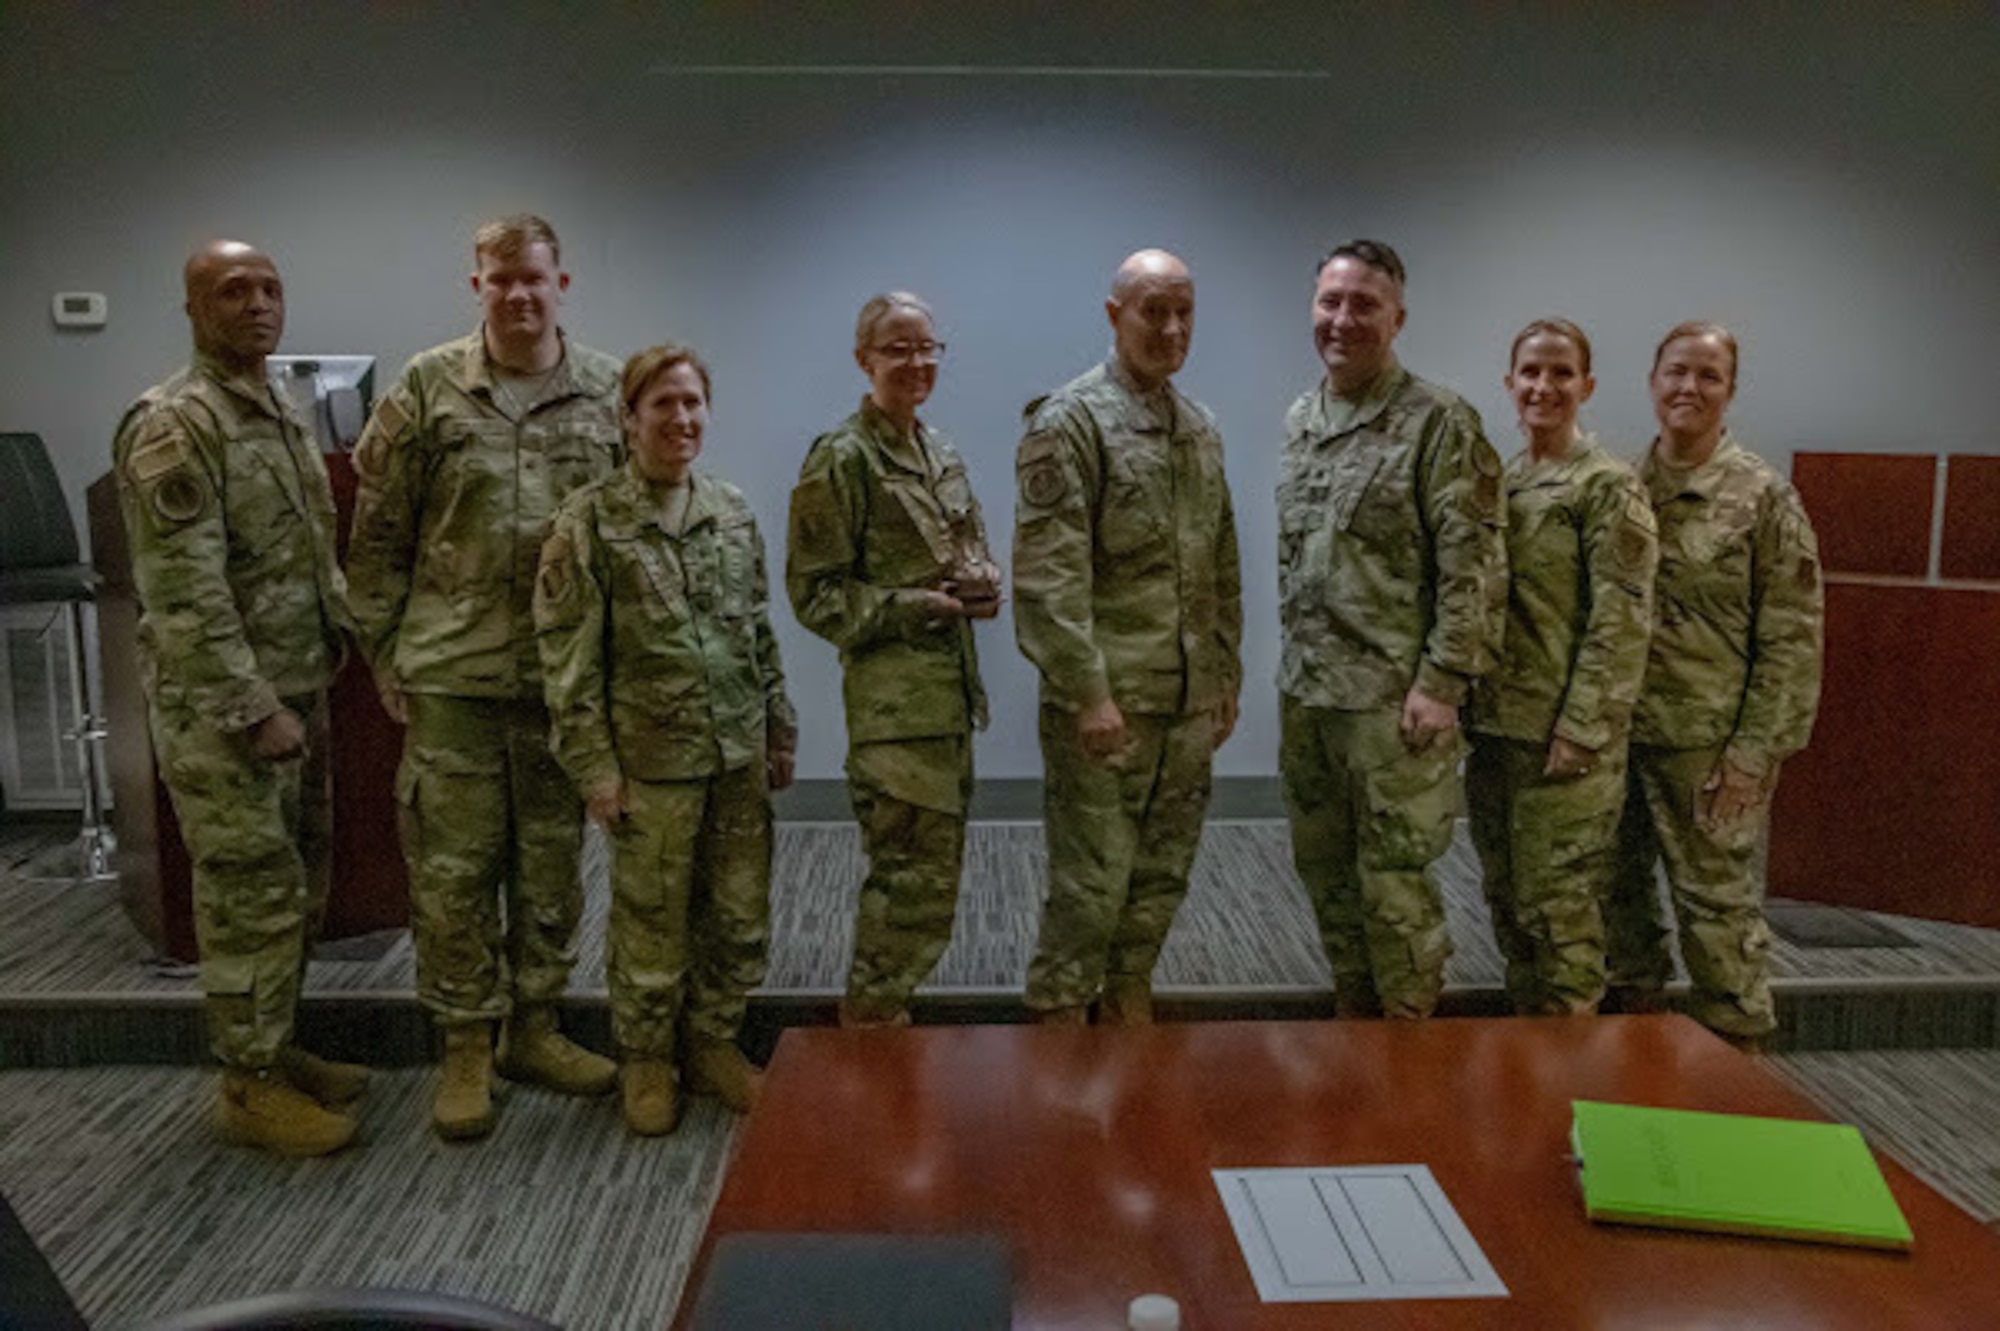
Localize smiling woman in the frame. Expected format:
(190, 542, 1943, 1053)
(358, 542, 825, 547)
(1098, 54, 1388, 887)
(1464, 318, 1658, 1017)
(1602, 321, 1825, 1049)
(785, 290, 1002, 1029)
(533, 343, 798, 1135)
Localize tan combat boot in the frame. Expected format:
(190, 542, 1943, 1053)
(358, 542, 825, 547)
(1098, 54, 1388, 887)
(1033, 1004, 1089, 1026)
(278, 1045, 372, 1108)
(217, 1068, 355, 1158)
(683, 1034, 765, 1114)
(621, 1058, 681, 1137)
(1098, 977, 1154, 1026)
(434, 1022, 496, 1141)
(497, 1005, 617, 1096)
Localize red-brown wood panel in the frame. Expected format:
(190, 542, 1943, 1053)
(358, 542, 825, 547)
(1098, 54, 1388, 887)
(1790, 452, 1935, 578)
(1941, 454, 2000, 582)
(1769, 582, 2000, 928)
(322, 452, 409, 940)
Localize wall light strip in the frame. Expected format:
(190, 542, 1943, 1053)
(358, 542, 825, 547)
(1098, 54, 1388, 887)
(652, 63, 1330, 81)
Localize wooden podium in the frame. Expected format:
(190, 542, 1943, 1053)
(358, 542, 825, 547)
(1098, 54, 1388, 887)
(87, 453, 408, 961)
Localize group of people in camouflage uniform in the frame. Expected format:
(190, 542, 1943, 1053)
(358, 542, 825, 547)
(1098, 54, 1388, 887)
(114, 218, 1820, 1159)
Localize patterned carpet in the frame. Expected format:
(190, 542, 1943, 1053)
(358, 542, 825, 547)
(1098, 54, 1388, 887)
(10, 820, 2000, 1002)
(0, 1066, 734, 1331)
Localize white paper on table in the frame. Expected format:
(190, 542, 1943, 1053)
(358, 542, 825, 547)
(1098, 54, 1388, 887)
(1213, 1165, 1508, 1303)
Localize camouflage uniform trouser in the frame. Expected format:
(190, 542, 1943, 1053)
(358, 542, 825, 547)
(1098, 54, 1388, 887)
(397, 693, 583, 1026)
(1605, 741, 1777, 1039)
(1465, 734, 1620, 1015)
(1024, 704, 1214, 1012)
(151, 694, 329, 1069)
(844, 735, 973, 1020)
(607, 764, 772, 1055)
(1280, 697, 1458, 1019)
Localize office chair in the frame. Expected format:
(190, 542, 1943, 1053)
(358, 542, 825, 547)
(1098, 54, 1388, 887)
(0, 431, 113, 877)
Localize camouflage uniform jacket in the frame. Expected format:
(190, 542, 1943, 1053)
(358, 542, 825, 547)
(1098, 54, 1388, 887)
(346, 330, 622, 700)
(534, 463, 797, 791)
(1631, 433, 1823, 776)
(1277, 362, 1506, 710)
(787, 398, 990, 743)
(1467, 437, 1658, 750)
(1012, 360, 1242, 717)
(112, 351, 347, 732)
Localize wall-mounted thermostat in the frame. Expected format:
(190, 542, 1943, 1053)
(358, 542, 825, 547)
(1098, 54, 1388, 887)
(52, 291, 109, 329)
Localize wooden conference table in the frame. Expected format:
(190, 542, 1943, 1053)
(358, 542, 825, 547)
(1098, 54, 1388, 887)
(675, 1016, 2000, 1329)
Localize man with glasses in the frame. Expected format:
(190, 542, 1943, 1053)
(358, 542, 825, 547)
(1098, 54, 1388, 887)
(1012, 249, 1243, 1025)
(788, 291, 1001, 1028)
(346, 215, 622, 1139)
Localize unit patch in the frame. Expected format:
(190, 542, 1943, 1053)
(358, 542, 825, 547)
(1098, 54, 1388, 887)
(150, 470, 208, 525)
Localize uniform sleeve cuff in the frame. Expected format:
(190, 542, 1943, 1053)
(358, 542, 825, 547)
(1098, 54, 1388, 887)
(1721, 742, 1775, 779)
(219, 684, 285, 735)
(1553, 714, 1615, 752)
(1414, 661, 1470, 707)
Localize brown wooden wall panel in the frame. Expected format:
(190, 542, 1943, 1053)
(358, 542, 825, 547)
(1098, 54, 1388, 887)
(1790, 452, 1934, 577)
(1769, 582, 2000, 928)
(321, 452, 409, 941)
(1941, 454, 2000, 582)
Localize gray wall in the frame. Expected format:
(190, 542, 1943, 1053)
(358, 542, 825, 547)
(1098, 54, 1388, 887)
(3, 2, 1995, 779)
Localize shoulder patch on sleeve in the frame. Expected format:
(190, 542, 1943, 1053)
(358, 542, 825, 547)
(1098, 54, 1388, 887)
(1022, 463, 1067, 509)
(125, 417, 191, 483)
(149, 469, 209, 526)
(1612, 493, 1656, 578)
(353, 391, 414, 480)
(372, 392, 411, 443)
(537, 530, 575, 605)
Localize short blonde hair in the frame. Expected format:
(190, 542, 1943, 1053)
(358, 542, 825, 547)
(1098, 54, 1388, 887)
(854, 291, 934, 356)
(473, 214, 560, 267)
(620, 344, 712, 419)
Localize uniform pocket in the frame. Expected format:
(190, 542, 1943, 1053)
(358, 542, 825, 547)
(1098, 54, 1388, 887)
(1362, 738, 1463, 871)
(1099, 451, 1166, 557)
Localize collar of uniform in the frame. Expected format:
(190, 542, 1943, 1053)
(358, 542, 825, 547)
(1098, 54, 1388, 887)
(463, 327, 580, 403)
(1511, 432, 1604, 488)
(857, 396, 931, 477)
(193, 350, 282, 418)
(1642, 430, 1743, 502)
(1104, 357, 1178, 432)
(611, 460, 728, 534)
(1309, 359, 1406, 439)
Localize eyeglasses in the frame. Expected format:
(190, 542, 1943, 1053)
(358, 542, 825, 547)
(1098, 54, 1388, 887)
(871, 339, 946, 363)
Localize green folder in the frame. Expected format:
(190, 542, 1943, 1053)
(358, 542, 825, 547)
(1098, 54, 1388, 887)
(1570, 1100, 1914, 1251)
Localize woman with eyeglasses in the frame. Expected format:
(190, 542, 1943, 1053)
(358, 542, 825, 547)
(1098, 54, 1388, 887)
(786, 291, 1002, 1028)
(1465, 318, 1657, 1016)
(1603, 321, 1824, 1050)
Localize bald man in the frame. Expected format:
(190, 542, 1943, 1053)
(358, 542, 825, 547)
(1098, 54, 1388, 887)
(112, 240, 362, 1156)
(1013, 249, 1243, 1024)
